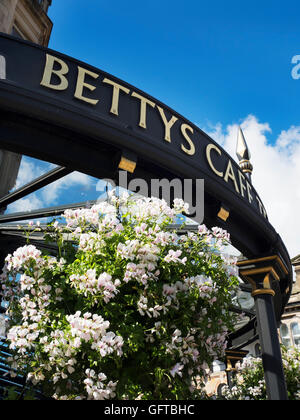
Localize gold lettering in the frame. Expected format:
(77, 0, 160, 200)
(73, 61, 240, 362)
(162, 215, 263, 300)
(131, 92, 155, 128)
(102, 78, 130, 115)
(181, 124, 195, 155)
(40, 54, 69, 91)
(74, 66, 99, 105)
(224, 160, 240, 193)
(206, 144, 223, 177)
(246, 180, 253, 204)
(256, 196, 267, 218)
(238, 171, 247, 197)
(157, 106, 178, 142)
(256, 195, 264, 215)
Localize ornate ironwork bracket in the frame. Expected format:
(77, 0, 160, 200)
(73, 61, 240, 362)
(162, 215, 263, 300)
(225, 349, 248, 389)
(237, 255, 289, 400)
(238, 255, 288, 296)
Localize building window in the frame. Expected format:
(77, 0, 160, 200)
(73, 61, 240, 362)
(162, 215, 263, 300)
(280, 323, 291, 347)
(291, 322, 300, 347)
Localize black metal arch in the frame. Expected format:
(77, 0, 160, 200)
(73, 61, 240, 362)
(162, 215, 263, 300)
(0, 33, 293, 399)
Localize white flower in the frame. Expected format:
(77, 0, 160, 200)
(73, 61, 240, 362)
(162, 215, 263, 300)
(164, 249, 187, 264)
(173, 198, 190, 214)
(5, 245, 42, 271)
(170, 363, 184, 377)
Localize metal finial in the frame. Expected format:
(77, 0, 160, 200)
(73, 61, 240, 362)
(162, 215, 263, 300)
(236, 126, 253, 181)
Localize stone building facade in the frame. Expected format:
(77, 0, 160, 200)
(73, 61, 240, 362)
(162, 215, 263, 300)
(0, 0, 52, 44)
(0, 0, 53, 204)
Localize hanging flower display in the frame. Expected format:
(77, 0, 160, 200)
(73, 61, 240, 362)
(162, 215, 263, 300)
(0, 194, 239, 400)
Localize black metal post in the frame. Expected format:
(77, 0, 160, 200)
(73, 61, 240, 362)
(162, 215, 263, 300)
(254, 291, 288, 400)
(237, 255, 290, 401)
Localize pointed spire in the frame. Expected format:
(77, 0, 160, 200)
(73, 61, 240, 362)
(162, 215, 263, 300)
(236, 126, 253, 181)
(236, 126, 251, 161)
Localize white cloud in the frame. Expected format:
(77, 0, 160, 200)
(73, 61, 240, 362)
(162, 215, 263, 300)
(14, 157, 51, 190)
(206, 115, 300, 259)
(40, 171, 93, 205)
(8, 157, 94, 214)
(8, 194, 43, 214)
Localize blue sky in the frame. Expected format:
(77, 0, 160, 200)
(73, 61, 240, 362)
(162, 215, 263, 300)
(46, 0, 300, 141)
(8, 0, 300, 257)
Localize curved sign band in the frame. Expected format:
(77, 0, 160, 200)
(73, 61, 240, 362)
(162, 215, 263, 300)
(0, 34, 293, 328)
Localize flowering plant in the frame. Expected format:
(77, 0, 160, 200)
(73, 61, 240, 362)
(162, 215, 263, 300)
(221, 346, 300, 400)
(0, 194, 239, 400)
